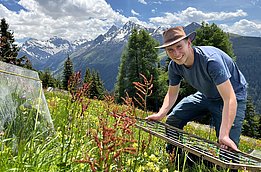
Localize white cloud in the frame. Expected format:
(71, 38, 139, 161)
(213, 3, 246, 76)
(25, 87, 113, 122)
(1, 1, 260, 42)
(149, 7, 247, 27)
(152, 1, 162, 4)
(131, 9, 140, 16)
(250, 0, 260, 5)
(128, 17, 155, 28)
(138, 0, 147, 5)
(149, 6, 261, 37)
(219, 19, 261, 37)
(2, 0, 129, 41)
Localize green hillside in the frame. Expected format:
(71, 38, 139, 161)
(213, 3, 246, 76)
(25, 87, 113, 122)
(230, 36, 261, 113)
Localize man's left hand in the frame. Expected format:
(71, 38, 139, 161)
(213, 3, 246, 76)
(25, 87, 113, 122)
(219, 135, 239, 151)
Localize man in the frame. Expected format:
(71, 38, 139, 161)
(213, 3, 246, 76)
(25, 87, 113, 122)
(146, 26, 247, 151)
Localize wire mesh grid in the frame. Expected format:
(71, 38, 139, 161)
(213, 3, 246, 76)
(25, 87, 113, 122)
(135, 118, 261, 171)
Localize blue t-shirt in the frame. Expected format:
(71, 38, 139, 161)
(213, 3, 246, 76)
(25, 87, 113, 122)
(168, 46, 247, 100)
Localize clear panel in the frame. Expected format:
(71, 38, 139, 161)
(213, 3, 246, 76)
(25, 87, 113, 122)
(0, 61, 53, 137)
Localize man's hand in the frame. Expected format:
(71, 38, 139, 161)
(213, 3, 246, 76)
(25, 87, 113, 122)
(146, 85, 180, 121)
(219, 135, 239, 151)
(146, 113, 165, 121)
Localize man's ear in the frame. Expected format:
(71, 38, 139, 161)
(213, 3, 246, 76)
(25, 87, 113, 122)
(164, 48, 169, 56)
(187, 39, 192, 47)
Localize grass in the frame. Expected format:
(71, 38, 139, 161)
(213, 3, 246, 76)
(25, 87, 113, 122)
(0, 73, 260, 171)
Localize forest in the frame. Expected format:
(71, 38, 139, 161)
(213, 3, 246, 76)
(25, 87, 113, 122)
(231, 35, 261, 114)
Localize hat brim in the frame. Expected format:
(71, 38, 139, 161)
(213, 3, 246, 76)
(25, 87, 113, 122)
(155, 31, 196, 49)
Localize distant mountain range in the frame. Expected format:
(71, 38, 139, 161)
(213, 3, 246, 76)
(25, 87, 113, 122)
(18, 21, 165, 90)
(18, 21, 261, 113)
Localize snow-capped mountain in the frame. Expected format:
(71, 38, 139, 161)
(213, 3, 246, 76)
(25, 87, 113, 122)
(18, 36, 77, 70)
(21, 37, 74, 59)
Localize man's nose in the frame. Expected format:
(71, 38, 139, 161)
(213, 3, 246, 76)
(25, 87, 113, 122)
(171, 49, 179, 57)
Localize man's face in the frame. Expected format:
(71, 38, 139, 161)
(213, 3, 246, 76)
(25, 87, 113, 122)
(165, 39, 191, 65)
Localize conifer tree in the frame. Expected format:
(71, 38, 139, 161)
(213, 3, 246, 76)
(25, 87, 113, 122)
(115, 51, 128, 101)
(84, 68, 105, 100)
(193, 22, 236, 60)
(62, 55, 74, 90)
(23, 58, 33, 69)
(84, 67, 92, 84)
(0, 18, 17, 62)
(242, 96, 260, 138)
(39, 69, 56, 89)
(0, 18, 31, 68)
(115, 28, 160, 111)
(92, 71, 105, 100)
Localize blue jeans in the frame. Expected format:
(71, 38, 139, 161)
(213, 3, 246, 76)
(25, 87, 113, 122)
(166, 92, 246, 146)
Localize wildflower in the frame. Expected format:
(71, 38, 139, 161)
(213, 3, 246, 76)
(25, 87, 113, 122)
(146, 161, 160, 172)
(49, 100, 56, 107)
(154, 166, 160, 172)
(149, 154, 158, 163)
(79, 163, 85, 169)
(19, 104, 25, 111)
(162, 169, 168, 172)
(71, 138, 76, 145)
(133, 143, 138, 149)
(127, 159, 133, 166)
(146, 162, 154, 170)
(136, 165, 145, 172)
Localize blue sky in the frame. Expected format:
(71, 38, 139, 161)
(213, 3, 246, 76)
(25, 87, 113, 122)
(0, 0, 261, 42)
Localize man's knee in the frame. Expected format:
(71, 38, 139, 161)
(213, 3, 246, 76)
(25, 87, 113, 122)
(230, 107, 245, 146)
(230, 122, 244, 146)
(166, 115, 187, 129)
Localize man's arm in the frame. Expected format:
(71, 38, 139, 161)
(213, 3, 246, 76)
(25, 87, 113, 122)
(146, 84, 180, 121)
(216, 79, 238, 151)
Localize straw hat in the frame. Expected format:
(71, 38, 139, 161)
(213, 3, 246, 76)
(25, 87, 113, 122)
(155, 26, 196, 49)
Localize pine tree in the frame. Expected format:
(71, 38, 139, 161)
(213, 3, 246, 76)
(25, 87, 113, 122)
(0, 18, 31, 68)
(114, 50, 128, 101)
(0, 18, 17, 62)
(242, 96, 260, 138)
(39, 69, 56, 89)
(115, 28, 160, 111)
(84, 67, 92, 84)
(62, 55, 74, 90)
(193, 22, 236, 61)
(84, 67, 106, 100)
(23, 58, 33, 69)
(92, 71, 106, 100)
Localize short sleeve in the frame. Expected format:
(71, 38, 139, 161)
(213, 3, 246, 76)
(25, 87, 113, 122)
(168, 61, 182, 86)
(207, 56, 231, 85)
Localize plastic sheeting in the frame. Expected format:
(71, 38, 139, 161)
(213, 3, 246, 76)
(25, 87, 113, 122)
(0, 61, 53, 134)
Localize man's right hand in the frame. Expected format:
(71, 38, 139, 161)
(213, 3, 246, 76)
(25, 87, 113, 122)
(146, 85, 180, 122)
(145, 113, 165, 121)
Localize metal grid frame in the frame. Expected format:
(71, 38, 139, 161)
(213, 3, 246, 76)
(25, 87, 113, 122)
(135, 118, 261, 171)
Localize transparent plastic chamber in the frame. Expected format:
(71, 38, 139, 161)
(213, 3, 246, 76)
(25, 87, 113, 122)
(0, 61, 53, 137)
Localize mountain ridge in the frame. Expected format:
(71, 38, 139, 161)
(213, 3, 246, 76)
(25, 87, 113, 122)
(18, 21, 163, 89)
